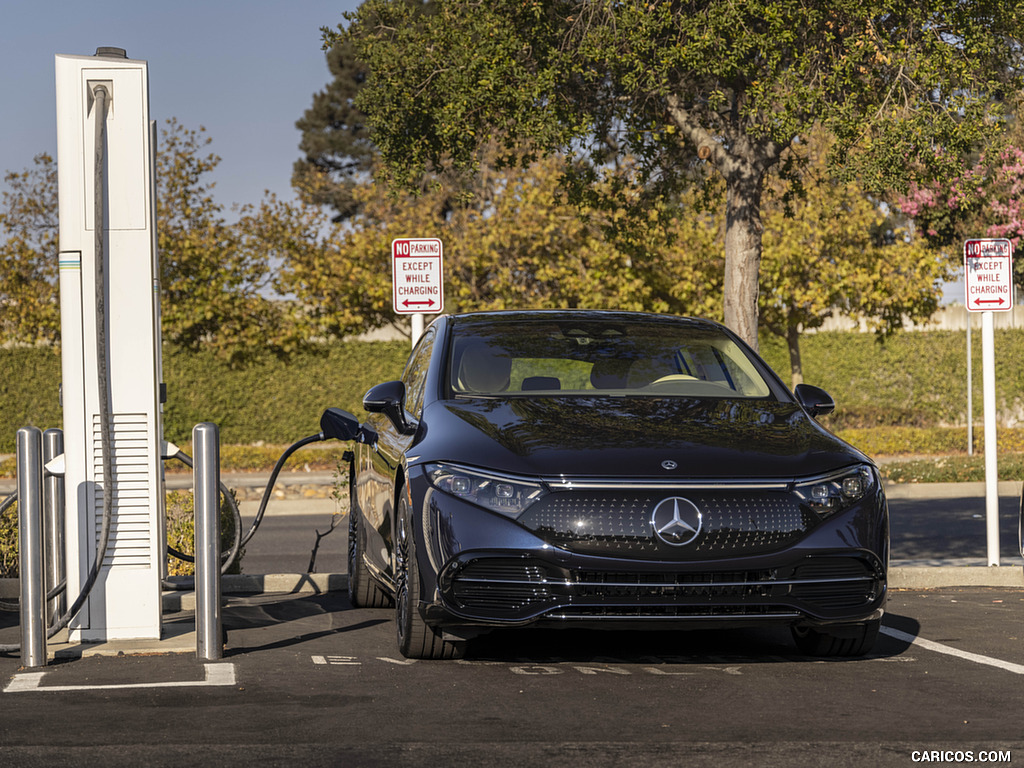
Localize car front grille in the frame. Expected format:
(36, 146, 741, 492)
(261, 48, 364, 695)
(517, 490, 815, 560)
(445, 555, 883, 622)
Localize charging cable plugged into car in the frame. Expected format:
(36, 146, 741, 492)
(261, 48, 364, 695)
(161, 407, 374, 585)
(2, 48, 379, 660)
(0, 406, 373, 657)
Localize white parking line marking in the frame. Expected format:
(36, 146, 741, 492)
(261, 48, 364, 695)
(881, 627, 1024, 674)
(3, 664, 237, 693)
(311, 655, 361, 666)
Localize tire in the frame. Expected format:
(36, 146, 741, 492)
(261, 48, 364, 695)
(395, 488, 464, 659)
(347, 507, 391, 608)
(791, 618, 880, 657)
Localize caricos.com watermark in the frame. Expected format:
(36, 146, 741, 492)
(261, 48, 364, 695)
(911, 750, 1011, 764)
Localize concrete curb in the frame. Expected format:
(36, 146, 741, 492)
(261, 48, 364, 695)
(161, 573, 347, 611)
(889, 566, 1024, 589)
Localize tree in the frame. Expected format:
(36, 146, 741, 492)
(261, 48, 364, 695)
(0, 121, 295, 362)
(0, 154, 60, 345)
(156, 119, 297, 364)
(759, 132, 953, 387)
(340, 0, 1022, 349)
(278, 150, 723, 336)
(293, 35, 377, 219)
(898, 112, 1024, 292)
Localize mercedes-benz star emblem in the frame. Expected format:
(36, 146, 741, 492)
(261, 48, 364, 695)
(661, 460, 678, 470)
(650, 496, 702, 546)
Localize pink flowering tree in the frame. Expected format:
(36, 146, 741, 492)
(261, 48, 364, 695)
(898, 145, 1024, 290)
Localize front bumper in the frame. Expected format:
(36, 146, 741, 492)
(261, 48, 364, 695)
(429, 549, 885, 631)
(412, 470, 888, 633)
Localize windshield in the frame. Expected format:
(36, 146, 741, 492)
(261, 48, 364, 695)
(448, 317, 774, 399)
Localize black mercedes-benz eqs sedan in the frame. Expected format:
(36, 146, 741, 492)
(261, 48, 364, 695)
(341, 311, 888, 659)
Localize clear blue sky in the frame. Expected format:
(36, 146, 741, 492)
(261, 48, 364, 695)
(2, 0, 360, 211)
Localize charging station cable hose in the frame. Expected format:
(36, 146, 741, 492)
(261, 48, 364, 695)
(238, 432, 324, 549)
(162, 448, 243, 581)
(161, 432, 323, 588)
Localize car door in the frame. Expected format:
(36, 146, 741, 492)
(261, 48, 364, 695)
(358, 326, 437, 585)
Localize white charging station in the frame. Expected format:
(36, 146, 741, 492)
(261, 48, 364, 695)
(55, 49, 165, 641)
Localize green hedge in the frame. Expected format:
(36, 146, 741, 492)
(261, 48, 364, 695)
(834, 427, 1024, 456)
(759, 329, 1024, 428)
(0, 340, 410, 452)
(4, 329, 1024, 452)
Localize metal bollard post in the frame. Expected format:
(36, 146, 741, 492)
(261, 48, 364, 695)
(17, 427, 46, 668)
(43, 429, 66, 624)
(193, 423, 222, 661)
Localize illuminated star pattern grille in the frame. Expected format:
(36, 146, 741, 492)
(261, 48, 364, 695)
(517, 490, 814, 560)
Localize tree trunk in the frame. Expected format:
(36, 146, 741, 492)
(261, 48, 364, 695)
(723, 164, 765, 352)
(786, 322, 803, 390)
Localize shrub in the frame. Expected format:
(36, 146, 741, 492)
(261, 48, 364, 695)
(0, 490, 243, 579)
(0, 498, 16, 579)
(165, 489, 244, 576)
(0, 339, 410, 452)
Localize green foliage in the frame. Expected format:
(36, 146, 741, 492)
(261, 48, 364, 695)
(758, 329, 1024, 430)
(0, 490, 245, 579)
(0, 499, 15, 578)
(159, 340, 409, 446)
(281, 150, 724, 335)
(293, 35, 376, 219)
(156, 120, 299, 364)
(7, 331, 1024, 455)
(165, 489, 243, 577)
(0, 154, 60, 345)
(836, 427, 1024, 457)
(0, 346, 63, 454)
(758, 130, 954, 386)
(0, 120, 309, 364)
(340, 0, 1024, 345)
(881, 454, 1024, 484)
(0, 339, 409, 453)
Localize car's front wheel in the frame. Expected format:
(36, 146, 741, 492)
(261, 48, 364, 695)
(791, 618, 880, 657)
(395, 488, 464, 660)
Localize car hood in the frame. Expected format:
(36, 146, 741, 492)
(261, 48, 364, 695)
(415, 396, 867, 480)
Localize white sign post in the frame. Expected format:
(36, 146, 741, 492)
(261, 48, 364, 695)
(392, 238, 444, 346)
(964, 238, 1013, 566)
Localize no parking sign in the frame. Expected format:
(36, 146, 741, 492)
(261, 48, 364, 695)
(964, 238, 1013, 312)
(392, 238, 444, 315)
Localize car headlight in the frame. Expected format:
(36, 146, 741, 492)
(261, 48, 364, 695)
(793, 466, 875, 517)
(424, 462, 547, 519)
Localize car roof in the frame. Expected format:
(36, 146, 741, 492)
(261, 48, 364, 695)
(443, 309, 727, 331)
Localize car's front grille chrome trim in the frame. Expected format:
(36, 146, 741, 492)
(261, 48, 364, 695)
(543, 479, 791, 491)
(454, 574, 876, 590)
(541, 466, 869, 492)
(545, 610, 804, 621)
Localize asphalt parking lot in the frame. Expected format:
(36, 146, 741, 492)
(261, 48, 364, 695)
(2, 587, 1024, 766)
(2, 481, 1024, 766)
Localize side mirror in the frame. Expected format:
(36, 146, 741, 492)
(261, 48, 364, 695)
(320, 407, 362, 441)
(363, 380, 416, 435)
(794, 384, 835, 418)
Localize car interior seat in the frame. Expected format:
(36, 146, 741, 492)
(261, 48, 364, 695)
(456, 340, 512, 393)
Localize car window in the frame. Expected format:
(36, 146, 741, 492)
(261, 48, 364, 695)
(402, 327, 436, 417)
(448, 319, 772, 399)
